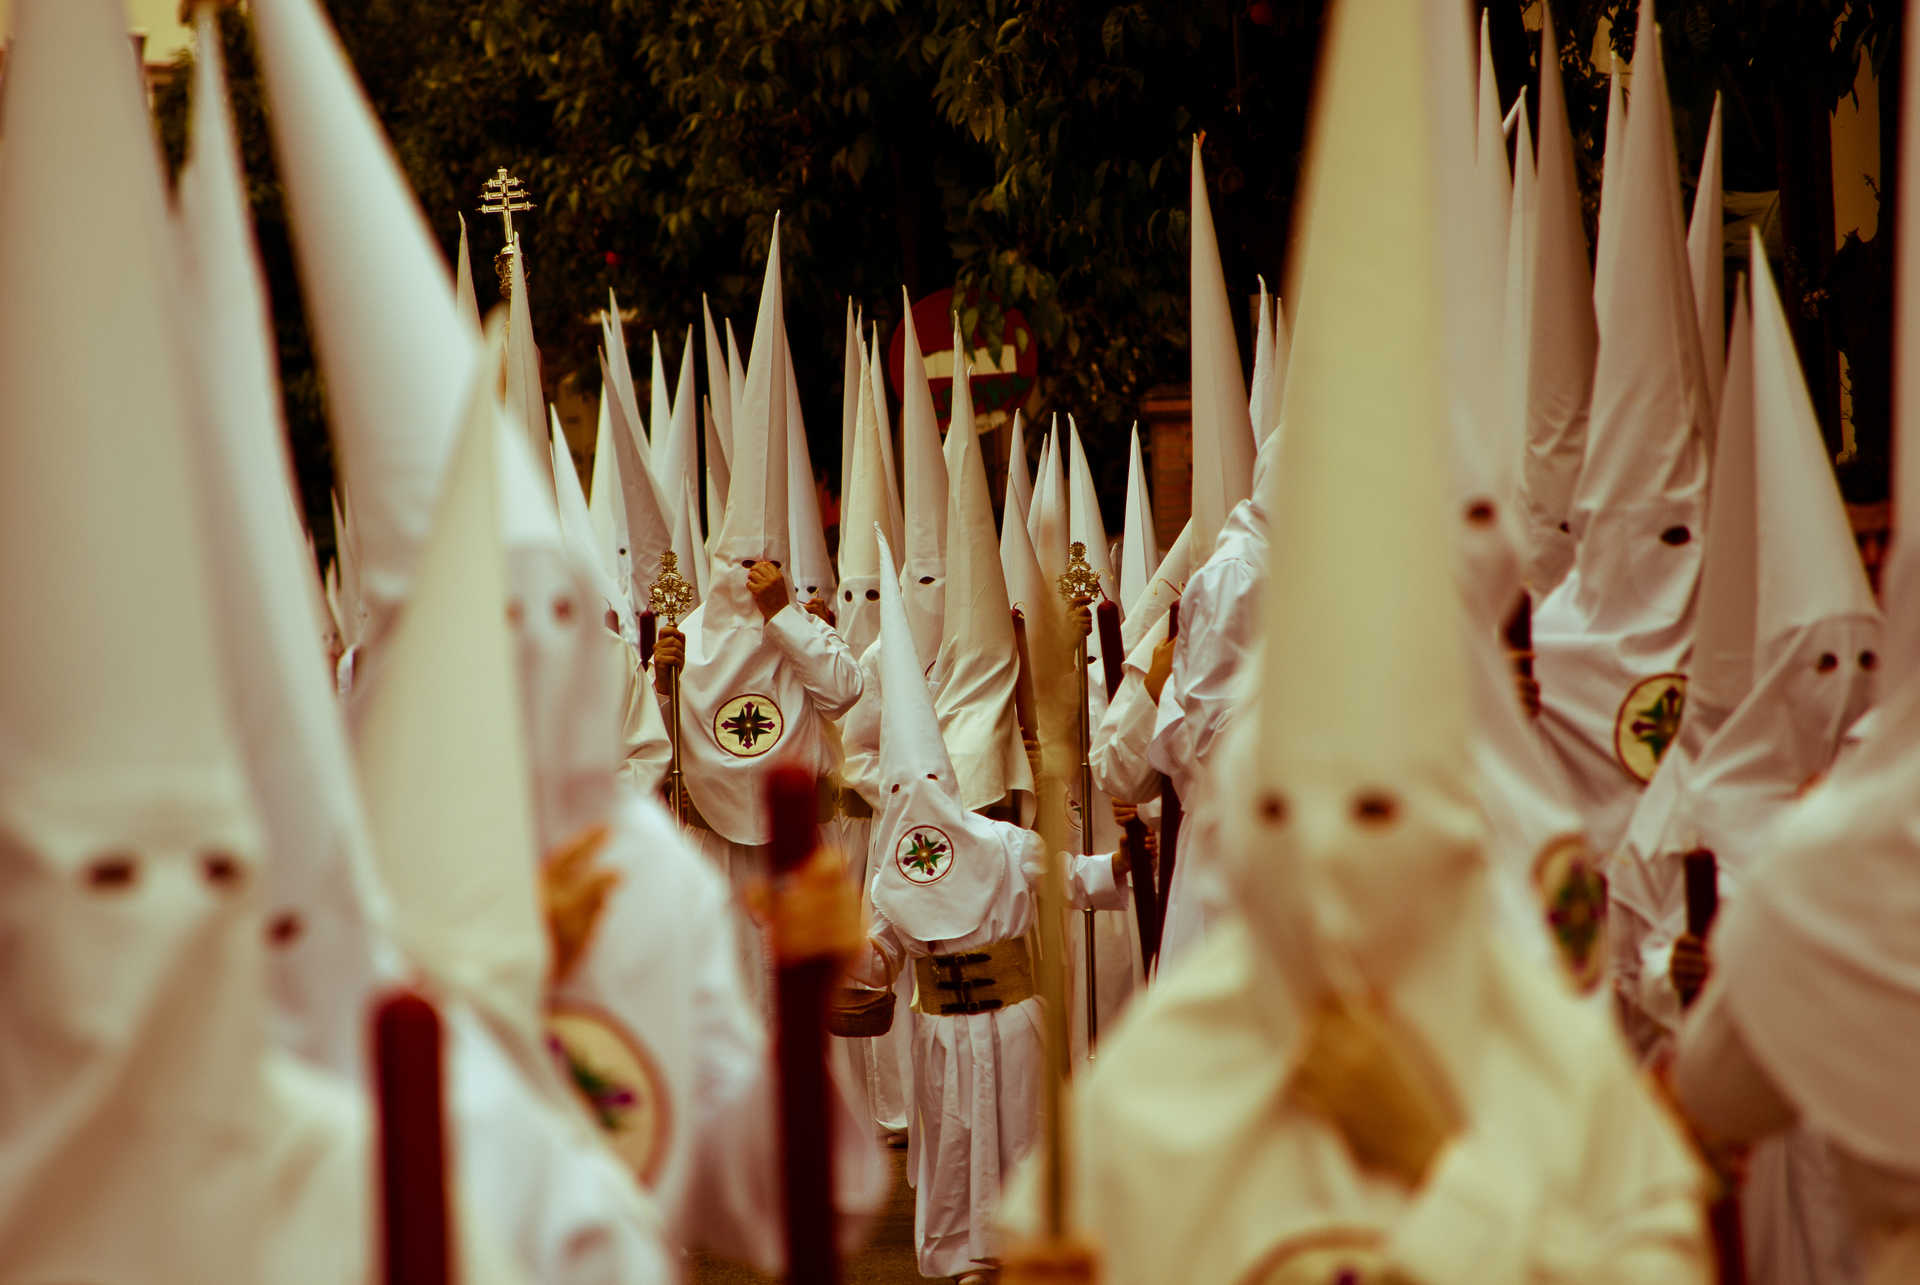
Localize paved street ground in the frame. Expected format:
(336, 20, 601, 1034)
(689, 1144, 928, 1283)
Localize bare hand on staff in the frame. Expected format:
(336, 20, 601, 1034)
(651, 627, 685, 693)
(803, 595, 836, 627)
(747, 559, 791, 621)
(1070, 598, 1094, 638)
(1670, 932, 1711, 1005)
(1290, 996, 1460, 1187)
(540, 823, 617, 984)
(1143, 635, 1176, 704)
(765, 847, 864, 966)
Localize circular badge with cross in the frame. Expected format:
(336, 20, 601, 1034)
(545, 1003, 672, 1187)
(895, 825, 955, 885)
(713, 693, 784, 758)
(1613, 673, 1687, 784)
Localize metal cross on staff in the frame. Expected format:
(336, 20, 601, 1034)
(649, 551, 697, 829)
(479, 168, 535, 296)
(1057, 539, 1104, 1059)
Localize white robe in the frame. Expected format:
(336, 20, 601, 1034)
(1002, 917, 1711, 1285)
(552, 791, 886, 1275)
(1147, 497, 1267, 964)
(852, 828, 1127, 1278)
(668, 589, 863, 846)
(446, 1005, 675, 1284)
(614, 639, 670, 798)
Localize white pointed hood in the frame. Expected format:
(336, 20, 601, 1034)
(551, 409, 630, 632)
(455, 211, 481, 332)
(1067, 418, 1119, 603)
(785, 331, 837, 604)
(1689, 94, 1727, 409)
(1029, 417, 1069, 580)
(1248, 277, 1280, 444)
(709, 222, 792, 579)
(1517, 0, 1599, 597)
(176, 17, 394, 1076)
(838, 300, 860, 504)
(1004, 407, 1036, 533)
(868, 325, 907, 549)
(1677, 283, 1758, 754)
(0, 5, 280, 1274)
(1501, 89, 1536, 495)
(934, 346, 1032, 810)
(1613, 245, 1881, 1045)
(703, 295, 735, 476)
(604, 290, 650, 463)
(650, 334, 674, 463)
(503, 239, 552, 488)
(597, 348, 678, 619)
(898, 291, 951, 661)
(837, 341, 889, 655)
(1703, 23, 1920, 1164)
(870, 533, 1011, 940)
(727, 317, 750, 440)
(1120, 424, 1162, 608)
(1531, 0, 1711, 850)
(1214, 0, 1485, 1016)
(656, 334, 704, 567)
(1593, 50, 1630, 327)
(1189, 139, 1257, 552)
(353, 334, 551, 1062)
(251, 0, 481, 619)
(1026, 421, 1055, 550)
(587, 385, 628, 592)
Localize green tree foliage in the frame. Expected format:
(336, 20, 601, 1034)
(152, 0, 1324, 542)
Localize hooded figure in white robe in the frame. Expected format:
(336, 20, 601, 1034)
(505, 397, 885, 1276)
(0, 8, 376, 1275)
(662, 226, 863, 987)
(1613, 247, 1878, 1285)
(1000, 6, 1710, 1276)
(1672, 44, 1920, 1277)
(1145, 436, 1277, 965)
(848, 533, 1127, 1279)
(1529, 0, 1713, 854)
(248, 0, 678, 1272)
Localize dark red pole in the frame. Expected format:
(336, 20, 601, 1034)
(374, 989, 451, 1285)
(1096, 597, 1164, 972)
(767, 765, 839, 1284)
(638, 609, 657, 668)
(1156, 601, 1184, 916)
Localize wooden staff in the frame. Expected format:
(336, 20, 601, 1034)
(1678, 849, 1745, 1285)
(767, 765, 839, 1284)
(1058, 544, 1104, 1056)
(1014, 604, 1075, 1242)
(1156, 600, 1184, 914)
(374, 989, 451, 1285)
(649, 552, 695, 828)
(1095, 596, 1163, 974)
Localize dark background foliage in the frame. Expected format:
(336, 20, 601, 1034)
(150, 0, 1898, 564)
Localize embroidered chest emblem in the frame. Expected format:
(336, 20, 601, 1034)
(714, 692, 784, 758)
(546, 1003, 673, 1187)
(895, 825, 955, 885)
(1613, 672, 1687, 784)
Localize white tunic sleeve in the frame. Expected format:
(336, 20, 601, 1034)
(614, 641, 670, 797)
(1146, 553, 1259, 794)
(1091, 675, 1162, 803)
(764, 605, 864, 718)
